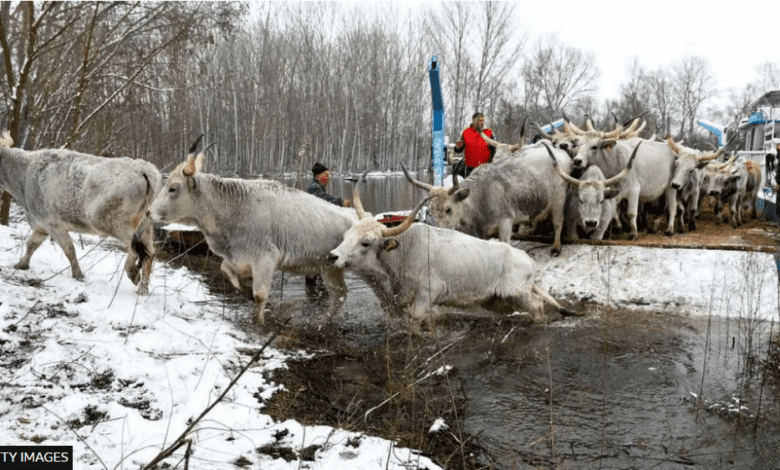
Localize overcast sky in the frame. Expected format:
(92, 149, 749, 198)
(371, 0, 777, 109)
(513, 0, 778, 106)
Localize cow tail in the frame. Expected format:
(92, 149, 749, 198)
(131, 173, 155, 269)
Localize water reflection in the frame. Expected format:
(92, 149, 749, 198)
(279, 173, 428, 214)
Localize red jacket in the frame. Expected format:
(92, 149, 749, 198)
(455, 126, 494, 168)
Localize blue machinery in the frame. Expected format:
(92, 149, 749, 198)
(428, 55, 446, 186)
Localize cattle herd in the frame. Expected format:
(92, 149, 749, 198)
(0, 116, 764, 331)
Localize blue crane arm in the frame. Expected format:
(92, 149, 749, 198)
(429, 55, 445, 186)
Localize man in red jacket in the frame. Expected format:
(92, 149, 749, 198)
(453, 112, 496, 177)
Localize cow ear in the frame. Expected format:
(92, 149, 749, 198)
(696, 160, 710, 169)
(453, 188, 470, 203)
(382, 238, 399, 252)
(187, 177, 197, 192)
(603, 188, 620, 199)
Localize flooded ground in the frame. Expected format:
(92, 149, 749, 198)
(159, 242, 780, 470)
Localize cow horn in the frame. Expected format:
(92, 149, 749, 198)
(183, 134, 205, 176)
(188, 134, 204, 155)
(182, 156, 197, 177)
(543, 142, 580, 188)
(352, 170, 371, 220)
(604, 141, 641, 187)
(519, 115, 529, 143)
(381, 196, 431, 238)
(402, 163, 434, 192)
(448, 171, 460, 195)
(479, 131, 500, 148)
(717, 152, 737, 170)
(533, 122, 553, 140)
(585, 117, 597, 132)
(564, 120, 586, 135)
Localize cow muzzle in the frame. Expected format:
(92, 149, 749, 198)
(327, 252, 347, 268)
(583, 219, 599, 229)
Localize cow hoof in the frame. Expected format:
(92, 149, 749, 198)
(628, 233, 638, 241)
(550, 247, 561, 257)
(664, 230, 674, 237)
(13, 262, 29, 270)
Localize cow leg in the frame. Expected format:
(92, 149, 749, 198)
(14, 229, 49, 271)
(497, 218, 513, 243)
(320, 265, 348, 320)
(551, 205, 564, 256)
(409, 292, 434, 332)
(729, 196, 740, 228)
(664, 188, 677, 236)
(127, 215, 156, 294)
(626, 194, 640, 241)
(714, 199, 723, 224)
(48, 229, 84, 280)
(592, 221, 609, 241)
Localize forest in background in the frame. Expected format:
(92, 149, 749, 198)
(2, 1, 779, 181)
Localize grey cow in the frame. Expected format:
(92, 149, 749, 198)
(544, 141, 640, 240)
(327, 179, 577, 330)
(0, 131, 162, 292)
(404, 140, 573, 255)
(569, 123, 679, 240)
(147, 138, 360, 324)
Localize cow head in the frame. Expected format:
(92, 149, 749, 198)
(479, 116, 527, 160)
(150, 135, 210, 224)
(402, 164, 468, 229)
(667, 134, 729, 191)
(533, 121, 581, 157)
(569, 117, 645, 170)
(701, 158, 742, 197)
(545, 141, 639, 230)
(571, 137, 617, 170)
(327, 173, 428, 275)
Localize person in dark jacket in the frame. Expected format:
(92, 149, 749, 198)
(306, 162, 351, 207)
(453, 112, 496, 177)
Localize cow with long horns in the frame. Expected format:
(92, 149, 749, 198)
(147, 136, 361, 324)
(545, 141, 640, 240)
(404, 141, 573, 255)
(568, 120, 680, 239)
(327, 175, 577, 329)
(0, 131, 162, 292)
(665, 134, 732, 231)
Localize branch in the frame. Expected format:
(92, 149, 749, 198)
(140, 323, 286, 470)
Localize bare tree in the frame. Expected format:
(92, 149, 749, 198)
(673, 56, 716, 140)
(757, 61, 780, 91)
(472, 2, 524, 117)
(645, 68, 678, 136)
(424, 1, 472, 137)
(521, 34, 600, 123)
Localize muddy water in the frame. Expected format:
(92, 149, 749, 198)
(160, 244, 780, 469)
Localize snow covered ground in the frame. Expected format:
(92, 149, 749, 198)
(1, 205, 778, 469)
(0, 212, 442, 470)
